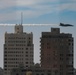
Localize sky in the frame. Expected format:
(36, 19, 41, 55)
(0, 0, 76, 68)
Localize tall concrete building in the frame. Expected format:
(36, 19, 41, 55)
(4, 25, 34, 75)
(74, 69, 76, 75)
(0, 67, 3, 75)
(40, 28, 74, 75)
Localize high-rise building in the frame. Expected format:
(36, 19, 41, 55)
(74, 69, 76, 75)
(40, 28, 74, 75)
(0, 67, 3, 75)
(4, 25, 34, 75)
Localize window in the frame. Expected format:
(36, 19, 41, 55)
(47, 74, 51, 75)
(68, 43, 71, 45)
(29, 37, 31, 39)
(60, 54, 63, 56)
(26, 55, 28, 57)
(4, 62, 7, 63)
(60, 72, 63, 75)
(4, 69, 7, 70)
(26, 65, 28, 67)
(26, 62, 28, 64)
(5, 48, 7, 49)
(4, 51, 7, 53)
(26, 58, 28, 60)
(4, 65, 7, 67)
(36, 74, 39, 75)
(5, 55, 7, 57)
(66, 65, 73, 68)
(60, 57, 63, 60)
(16, 73, 19, 75)
(26, 51, 28, 53)
(68, 39, 72, 42)
(41, 74, 44, 75)
(67, 54, 73, 56)
(4, 58, 7, 60)
(26, 48, 28, 50)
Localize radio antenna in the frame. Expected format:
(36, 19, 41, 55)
(21, 12, 23, 25)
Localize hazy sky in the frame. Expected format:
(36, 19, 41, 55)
(0, 0, 76, 68)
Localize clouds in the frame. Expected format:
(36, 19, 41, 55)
(0, 0, 76, 23)
(0, 0, 76, 11)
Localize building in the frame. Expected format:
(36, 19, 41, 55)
(11, 63, 52, 75)
(0, 67, 3, 75)
(4, 24, 34, 75)
(40, 28, 74, 75)
(74, 69, 75, 75)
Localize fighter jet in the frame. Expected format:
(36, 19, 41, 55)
(60, 23, 74, 27)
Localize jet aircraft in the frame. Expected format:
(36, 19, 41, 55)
(60, 23, 74, 27)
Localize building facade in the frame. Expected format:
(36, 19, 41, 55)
(74, 69, 76, 75)
(0, 67, 3, 75)
(4, 25, 34, 75)
(40, 28, 74, 75)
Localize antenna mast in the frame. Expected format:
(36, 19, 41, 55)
(21, 12, 23, 25)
